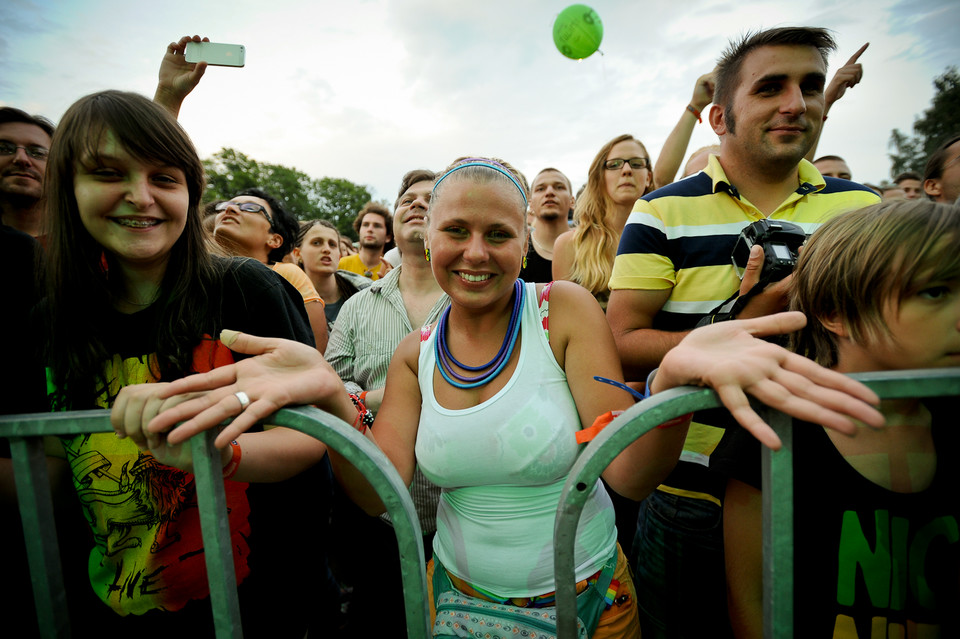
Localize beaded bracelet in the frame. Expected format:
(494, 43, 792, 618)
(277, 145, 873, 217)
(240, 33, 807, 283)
(349, 393, 375, 434)
(222, 440, 242, 480)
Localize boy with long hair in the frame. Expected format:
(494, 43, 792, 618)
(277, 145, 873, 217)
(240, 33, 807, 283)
(720, 199, 960, 636)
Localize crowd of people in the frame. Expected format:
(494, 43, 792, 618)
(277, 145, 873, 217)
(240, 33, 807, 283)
(1, 24, 958, 639)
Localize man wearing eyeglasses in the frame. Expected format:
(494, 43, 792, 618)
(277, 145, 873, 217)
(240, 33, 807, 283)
(605, 27, 879, 637)
(0, 107, 55, 238)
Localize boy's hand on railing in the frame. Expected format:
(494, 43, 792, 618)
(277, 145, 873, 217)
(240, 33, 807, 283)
(655, 311, 884, 450)
(146, 330, 351, 448)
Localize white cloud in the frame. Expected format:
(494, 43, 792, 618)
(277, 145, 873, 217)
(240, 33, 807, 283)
(2, 0, 957, 202)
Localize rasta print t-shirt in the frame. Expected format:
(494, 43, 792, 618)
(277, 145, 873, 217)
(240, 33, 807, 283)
(55, 338, 250, 616)
(47, 259, 327, 635)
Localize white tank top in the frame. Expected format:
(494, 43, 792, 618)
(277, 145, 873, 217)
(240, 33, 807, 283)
(416, 281, 616, 597)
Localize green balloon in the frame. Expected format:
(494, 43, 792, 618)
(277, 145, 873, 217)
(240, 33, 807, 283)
(553, 4, 603, 60)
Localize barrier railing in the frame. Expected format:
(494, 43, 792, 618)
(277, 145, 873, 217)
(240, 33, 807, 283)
(553, 368, 960, 639)
(10, 369, 957, 638)
(0, 406, 431, 639)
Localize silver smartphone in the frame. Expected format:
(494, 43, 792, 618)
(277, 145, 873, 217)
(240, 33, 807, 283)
(184, 42, 245, 67)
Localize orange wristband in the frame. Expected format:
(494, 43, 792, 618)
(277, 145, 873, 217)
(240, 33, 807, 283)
(222, 440, 241, 480)
(576, 410, 624, 445)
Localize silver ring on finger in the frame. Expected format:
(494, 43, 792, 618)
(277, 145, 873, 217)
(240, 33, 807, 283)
(234, 391, 251, 412)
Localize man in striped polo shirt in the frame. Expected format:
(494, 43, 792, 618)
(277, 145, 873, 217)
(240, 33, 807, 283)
(606, 27, 879, 638)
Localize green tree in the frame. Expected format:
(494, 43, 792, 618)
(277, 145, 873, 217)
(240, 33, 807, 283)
(889, 67, 960, 176)
(314, 177, 374, 240)
(202, 148, 371, 228)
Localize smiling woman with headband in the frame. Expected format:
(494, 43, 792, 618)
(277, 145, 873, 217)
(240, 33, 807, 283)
(126, 155, 884, 638)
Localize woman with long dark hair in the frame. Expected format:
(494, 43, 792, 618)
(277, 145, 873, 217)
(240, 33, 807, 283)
(39, 90, 329, 637)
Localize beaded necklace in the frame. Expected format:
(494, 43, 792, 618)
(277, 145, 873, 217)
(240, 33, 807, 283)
(435, 279, 525, 389)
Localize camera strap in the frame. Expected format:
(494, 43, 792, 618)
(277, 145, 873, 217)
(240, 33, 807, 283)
(697, 271, 777, 327)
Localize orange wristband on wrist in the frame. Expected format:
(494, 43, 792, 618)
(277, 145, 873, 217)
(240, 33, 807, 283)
(576, 410, 624, 445)
(222, 440, 241, 480)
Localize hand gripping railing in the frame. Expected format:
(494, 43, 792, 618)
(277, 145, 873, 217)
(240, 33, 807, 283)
(553, 368, 960, 639)
(0, 405, 431, 639)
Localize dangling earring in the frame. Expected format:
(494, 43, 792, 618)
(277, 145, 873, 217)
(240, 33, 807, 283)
(424, 247, 431, 262)
(522, 255, 527, 269)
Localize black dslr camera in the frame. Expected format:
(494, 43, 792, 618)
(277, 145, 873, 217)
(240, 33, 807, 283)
(731, 219, 807, 284)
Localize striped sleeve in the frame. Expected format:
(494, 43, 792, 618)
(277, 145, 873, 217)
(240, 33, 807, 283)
(610, 202, 677, 290)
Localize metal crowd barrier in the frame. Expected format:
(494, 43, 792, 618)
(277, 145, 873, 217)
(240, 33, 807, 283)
(554, 368, 960, 639)
(0, 406, 430, 639)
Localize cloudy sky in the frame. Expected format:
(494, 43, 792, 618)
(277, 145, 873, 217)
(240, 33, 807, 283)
(2, 0, 958, 204)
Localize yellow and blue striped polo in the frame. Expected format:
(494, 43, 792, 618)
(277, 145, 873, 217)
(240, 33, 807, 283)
(610, 154, 879, 330)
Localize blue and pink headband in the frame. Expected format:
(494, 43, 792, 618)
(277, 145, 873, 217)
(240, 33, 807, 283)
(432, 158, 528, 207)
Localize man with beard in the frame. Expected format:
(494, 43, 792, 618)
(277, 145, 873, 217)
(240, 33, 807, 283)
(0, 110, 54, 637)
(0, 107, 55, 238)
(606, 27, 879, 637)
(338, 202, 395, 280)
(519, 167, 574, 283)
(324, 169, 448, 636)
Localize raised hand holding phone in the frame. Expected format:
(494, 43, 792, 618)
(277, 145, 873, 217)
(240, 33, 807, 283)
(155, 36, 244, 118)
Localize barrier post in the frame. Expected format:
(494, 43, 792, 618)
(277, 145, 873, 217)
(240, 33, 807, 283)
(0, 406, 432, 638)
(10, 435, 71, 638)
